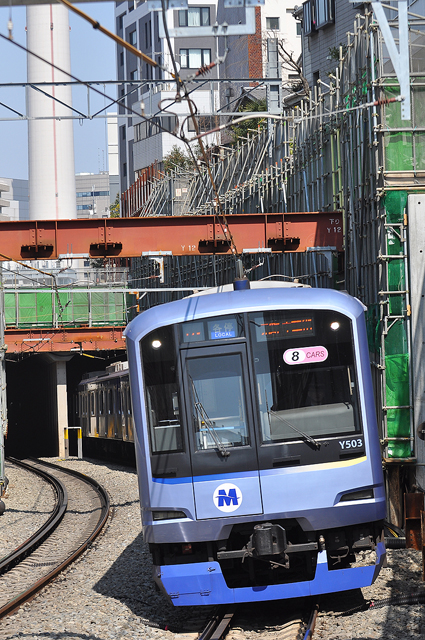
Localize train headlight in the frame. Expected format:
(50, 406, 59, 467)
(152, 510, 187, 521)
(330, 321, 340, 331)
(152, 340, 162, 349)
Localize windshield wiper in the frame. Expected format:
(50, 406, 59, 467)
(265, 393, 321, 450)
(190, 377, 230, 457)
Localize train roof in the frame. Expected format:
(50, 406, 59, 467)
(78, 361, 129, 386)
(191, 280, 309, 295)
(124, 282, 366, 343)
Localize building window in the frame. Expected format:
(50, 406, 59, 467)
(117, 14, 125, 31)
(128, 0, 134, 11)
(302, 0, 315, 35)
(296, 22, 302, 35)
(303, 0, 334, 32)
(121, 125, 126, 140)
(178, 7, 210, 27)
(130, 69, 138, 81)
(123, 163, 127, 178)
(77, 191, 110, 198)
(156, 55, 163, 80)
(144, 19, 152, 48)
(180, 48, 211, 69)
(266, 17, 280, 30)
(128, 30, 137, 46)
(315, 0, 334, 28)
(134, 115, 177, 142)
(120, 51, 124, 66)
(187, 115, 215, 133)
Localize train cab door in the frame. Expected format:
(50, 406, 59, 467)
(181, 344, 264, 521)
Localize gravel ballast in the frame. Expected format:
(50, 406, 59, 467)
(1, 457, 425, 640)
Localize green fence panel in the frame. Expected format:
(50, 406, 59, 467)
(4, 294, 16, 326)
(36, 292, 54, 325)
(57, 292, 73, 325)
(4, 288, 127, 328)
(71, 291, 90, 325)
(91, 291, 125, 325)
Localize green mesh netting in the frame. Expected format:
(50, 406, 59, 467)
(384, 85, 413, 172)
(386, 353, 412, 458)
(383, 190, 408, 224)
(385, 318, 408, 356)
(366, 304, 380, 353)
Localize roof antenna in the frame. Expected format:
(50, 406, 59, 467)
(233, 258, 250, 291)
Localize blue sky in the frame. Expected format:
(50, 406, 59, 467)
(0, 2, 116, 180)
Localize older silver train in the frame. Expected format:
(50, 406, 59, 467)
(77, 361, 134, 460)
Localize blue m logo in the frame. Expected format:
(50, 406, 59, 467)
(217, 488, 239, 507)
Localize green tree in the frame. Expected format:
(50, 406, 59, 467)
(231, 98, 268, 141)
(109, 193, 120, 218)
(163, 145, 192, 173)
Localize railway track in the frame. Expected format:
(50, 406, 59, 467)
(198, 600, 319, 640)
(0, 457, 110, 619)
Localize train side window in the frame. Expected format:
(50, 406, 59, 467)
(90, 392, 95, 417)
(108, 388, 113, 415)
(141, 326, 184, 454)
(116, 387, 122, 415)
(126, 386, 131, 415)
(98, 390, 104, 415)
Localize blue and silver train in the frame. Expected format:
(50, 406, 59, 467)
(123, 280, 386, 606)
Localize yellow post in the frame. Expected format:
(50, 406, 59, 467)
(64, 427, 69, 459)
(77, 427, 83, 459)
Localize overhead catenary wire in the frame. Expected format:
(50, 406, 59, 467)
(0, 32, 182, 140)
(158, 0, 239, 259)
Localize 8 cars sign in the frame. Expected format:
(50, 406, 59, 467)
(283, 346, 328, 365)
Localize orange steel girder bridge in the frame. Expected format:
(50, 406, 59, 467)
(1, 212, 343, 353)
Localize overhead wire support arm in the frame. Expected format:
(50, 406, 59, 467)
(55, 0, 161, 73)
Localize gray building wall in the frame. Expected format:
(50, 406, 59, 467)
(301, 0, 363, 87)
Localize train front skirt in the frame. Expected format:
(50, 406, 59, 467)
(155, 542, 386, 606)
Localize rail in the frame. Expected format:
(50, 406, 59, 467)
(0, 458, 110, 619)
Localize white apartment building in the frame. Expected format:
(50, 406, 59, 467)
(115, 0, 301, 191)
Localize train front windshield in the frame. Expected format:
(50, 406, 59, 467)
(140, 307, 363, 477)
(249, 310, 361, 443)
(187, 354, 250, 451)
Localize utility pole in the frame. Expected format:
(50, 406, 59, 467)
(0, 264, 7, 514)
(266, 38, 281, 159)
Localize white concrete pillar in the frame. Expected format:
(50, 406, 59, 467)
(44, 355, 71, 458)
(54, 359, 68, 459)
(27, 4, 76, 220)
